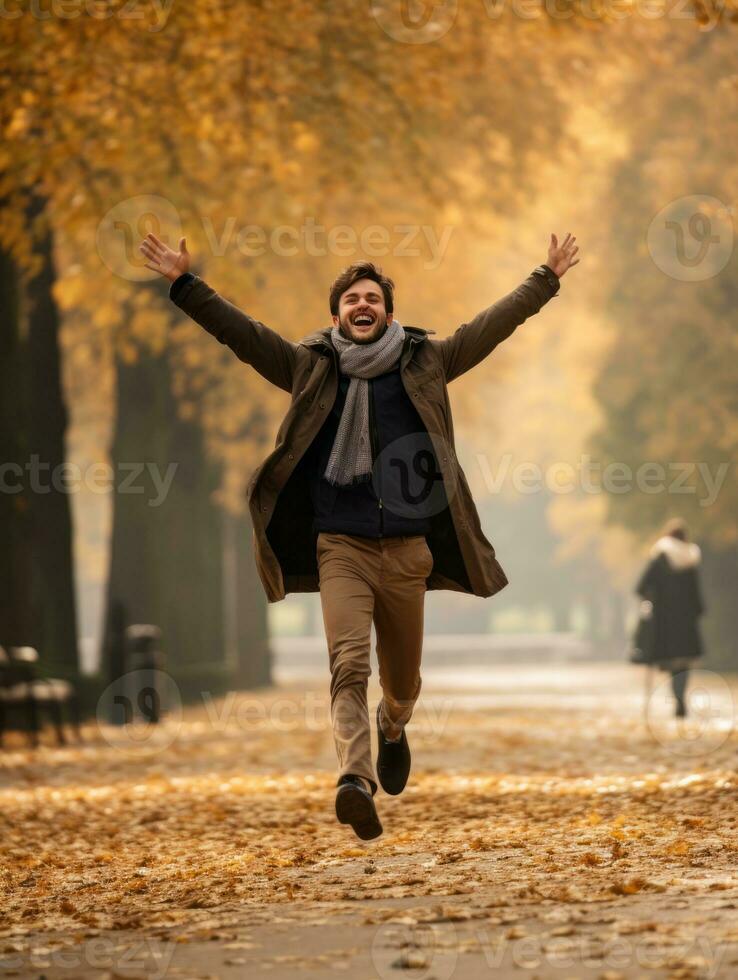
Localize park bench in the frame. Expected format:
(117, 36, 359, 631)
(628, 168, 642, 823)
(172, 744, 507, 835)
(0, 645, 81, 748)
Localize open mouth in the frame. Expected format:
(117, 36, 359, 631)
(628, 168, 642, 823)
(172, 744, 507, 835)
(352, 313, 375, 328)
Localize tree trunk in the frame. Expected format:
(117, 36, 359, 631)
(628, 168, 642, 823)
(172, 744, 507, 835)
(551, 594, 571, 633)
(165, 393, 225, 670)
(700, 542, 738, 671)
(24, 196, 79, 672)
(0, 247, 34, 647)
(233, 509, 272, 689)
(102, 346, 225, 682)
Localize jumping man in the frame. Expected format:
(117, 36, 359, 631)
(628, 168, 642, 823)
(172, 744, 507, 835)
(139, 230, 580, 839)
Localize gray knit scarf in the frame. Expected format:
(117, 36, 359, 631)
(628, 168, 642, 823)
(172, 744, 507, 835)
(323, 317, 406, 487)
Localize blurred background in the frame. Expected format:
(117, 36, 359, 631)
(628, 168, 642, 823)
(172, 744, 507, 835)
(2, 1, 737, 710)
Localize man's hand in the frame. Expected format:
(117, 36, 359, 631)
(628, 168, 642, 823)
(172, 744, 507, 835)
(546, 232, 579, 278)
(139, 232, 190, 282)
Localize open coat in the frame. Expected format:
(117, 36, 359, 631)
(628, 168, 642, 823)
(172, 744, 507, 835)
(170, 266, 560, 602)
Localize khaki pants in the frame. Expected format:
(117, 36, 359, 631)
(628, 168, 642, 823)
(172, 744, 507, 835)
(317, 532, 433, 793)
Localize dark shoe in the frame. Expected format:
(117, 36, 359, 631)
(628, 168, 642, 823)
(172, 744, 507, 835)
(335, 775, 383, 840)
(376, 703, 411, 796)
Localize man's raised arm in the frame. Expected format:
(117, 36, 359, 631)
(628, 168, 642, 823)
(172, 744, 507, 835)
(139, 233, 298, 393)
(433, 232, 580, 383)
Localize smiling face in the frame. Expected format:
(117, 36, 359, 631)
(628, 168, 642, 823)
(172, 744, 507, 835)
(333, 277, 393, 345)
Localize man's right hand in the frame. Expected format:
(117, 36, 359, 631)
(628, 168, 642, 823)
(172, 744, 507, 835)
(139, 232, 190, 282)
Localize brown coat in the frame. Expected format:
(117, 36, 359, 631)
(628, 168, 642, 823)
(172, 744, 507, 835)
(170, 266, 560, 602)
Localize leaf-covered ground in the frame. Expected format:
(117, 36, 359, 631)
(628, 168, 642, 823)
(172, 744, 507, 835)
(0, 663, 736, 978)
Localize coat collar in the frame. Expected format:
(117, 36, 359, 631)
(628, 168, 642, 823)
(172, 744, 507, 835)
(299, 324, 435, 352)
(651, 535, 702, 570)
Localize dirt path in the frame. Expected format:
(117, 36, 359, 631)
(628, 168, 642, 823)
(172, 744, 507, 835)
(1, 664, 736, 979)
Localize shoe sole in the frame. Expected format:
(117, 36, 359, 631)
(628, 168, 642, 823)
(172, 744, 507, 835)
(335, 784, 383, 840)
(378, 767, 410, 796)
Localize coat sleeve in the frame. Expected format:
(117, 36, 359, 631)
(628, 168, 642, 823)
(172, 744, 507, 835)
(169, 273, 298, 393)
(635, 556, 661, 600)
(431, 266, 560, 383)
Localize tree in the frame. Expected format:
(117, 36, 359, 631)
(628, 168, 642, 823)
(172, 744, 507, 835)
(590, 27, 738, 666)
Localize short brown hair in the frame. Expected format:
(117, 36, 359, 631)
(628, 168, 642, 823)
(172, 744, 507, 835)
(329, 262, 395, 317)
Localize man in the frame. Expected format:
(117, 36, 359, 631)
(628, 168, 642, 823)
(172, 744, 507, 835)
(139, 230, 580, 840)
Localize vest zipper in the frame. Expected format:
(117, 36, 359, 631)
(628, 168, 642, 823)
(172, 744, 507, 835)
(368, 379, 384, 536)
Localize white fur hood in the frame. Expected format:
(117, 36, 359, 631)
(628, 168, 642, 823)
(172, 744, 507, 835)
(651, 535, 702, 570)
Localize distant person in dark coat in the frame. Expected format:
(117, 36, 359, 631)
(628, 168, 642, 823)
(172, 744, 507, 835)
(635, 518, 706, 718)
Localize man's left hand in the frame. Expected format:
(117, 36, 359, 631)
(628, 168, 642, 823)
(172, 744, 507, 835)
(547, 232, 580, 278)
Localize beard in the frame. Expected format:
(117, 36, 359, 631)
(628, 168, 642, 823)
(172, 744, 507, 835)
(338, 312, 389, 345)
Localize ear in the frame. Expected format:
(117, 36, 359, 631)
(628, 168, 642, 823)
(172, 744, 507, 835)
(386, 314, 393, 326)
(331, 314, 339, 326)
